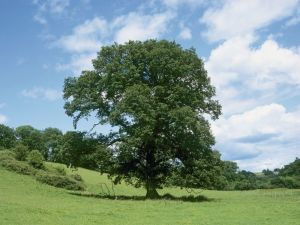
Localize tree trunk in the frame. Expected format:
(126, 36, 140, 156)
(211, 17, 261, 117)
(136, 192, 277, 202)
(145, 182, 159, 199)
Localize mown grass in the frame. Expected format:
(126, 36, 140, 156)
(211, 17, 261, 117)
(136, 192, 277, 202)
(0, 163, 300, 225)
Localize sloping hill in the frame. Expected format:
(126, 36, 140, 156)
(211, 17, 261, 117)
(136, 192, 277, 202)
(0, 165, 299, 225)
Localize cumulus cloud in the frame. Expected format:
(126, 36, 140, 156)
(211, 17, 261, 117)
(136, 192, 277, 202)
(33, 0, 70, 25)
(21, 87, 62, 101)
(113, 11, 175, 44)
(56, 52, 96, 74)
(286, 6, 300, 26)
(200, 0, 299, 42)
(161, 0, 205, 8)
(178, 23, 192, 40)
(206, 35, 300, 115)
(56, 17, 107, 53)
(56, 10, 175, 73)
(212, 104, 300, 170)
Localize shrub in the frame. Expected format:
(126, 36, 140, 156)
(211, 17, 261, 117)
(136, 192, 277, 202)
(35, 172, 85, 191)
(0, 158, 35, 175)
(27, 150, 44, 169)
(54, 166, 67, 176)
(234, 181, 257, 190)
(13, 144, 29, 161)
(271, 176, 300, 189)
(70, 173, 83, 182)
(0, 150, 16, 161)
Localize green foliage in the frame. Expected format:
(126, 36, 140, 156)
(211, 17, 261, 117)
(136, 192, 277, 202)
(234, 181, 257, 190)
(70, 173, 83, 182)
(60, 131, 86, 167)
(0, 124, 16, 149)
(35, 172, 85, 191)
(63, 40, 221, 197)
(42, 127, 63, 161)
(53, 165, 67, 176)
(58, 131, 110, 170)
(26, 150, 44, 169)
(13, 144, 29, 161)
(0, 149, 36, 176)
(262, 169, 275, 176)
(15, 125, 47, 158)
(0, 157, 36, 175)
(271, 176, 300, 188)
(0, 149, 16, 161)
(278, 158, 300, 177)
(170, 151, 225, 190)
(215, 158, 300, 190)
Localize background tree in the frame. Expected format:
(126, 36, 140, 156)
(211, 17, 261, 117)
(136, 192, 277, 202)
(63, 40, 221, 198)
(13, 143, 29, 161)
(0, 124, 16, 149)
(60, 131, 104, 169)
(15, 126, 47, 158)
(43, 127, 63, 162)
(278, 158, 300, 177)
(61, 131, 86, 168)
(222, 161, 239, 182)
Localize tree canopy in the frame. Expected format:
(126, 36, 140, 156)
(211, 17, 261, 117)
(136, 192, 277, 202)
(63, 40, 221, 198)
(0, 124, 16, 149)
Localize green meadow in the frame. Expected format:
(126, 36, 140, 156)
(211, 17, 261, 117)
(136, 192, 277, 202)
(1, 164, 299, 225)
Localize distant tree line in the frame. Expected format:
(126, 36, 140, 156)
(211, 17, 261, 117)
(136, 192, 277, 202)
(216, 160, 300, 190)
(0, 124, 109, 170)
(0, 123, 299, 190)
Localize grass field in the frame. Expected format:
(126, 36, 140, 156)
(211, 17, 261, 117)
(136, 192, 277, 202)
(0, 164, 299, 225)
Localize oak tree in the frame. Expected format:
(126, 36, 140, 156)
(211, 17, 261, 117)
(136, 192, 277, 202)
(63, 40, 221, 198)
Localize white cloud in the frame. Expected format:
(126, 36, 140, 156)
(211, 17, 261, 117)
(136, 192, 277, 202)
(206, 35, 300, 115)
(178, 24, 192, 40)
(33, 14, 47, 25)
(56, 17, 107, 53)
(286, 6, 300, 26)
(47, 0, 70, 14)
(200, 0, 299, 42)
(56, 52, 96, 74)
(212, 104, 300, 171)
(213, 104, 300, 141)
(113, 11, 175, 44)
(33, 0, 70, 25)
(0, 114, 7, 124)
(55, 10, 175, 73)
(22, 87, 62, 101)
(162, 0, 205, 8)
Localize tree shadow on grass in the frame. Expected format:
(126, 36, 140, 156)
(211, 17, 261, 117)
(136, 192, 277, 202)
(68, 192, 214, 202)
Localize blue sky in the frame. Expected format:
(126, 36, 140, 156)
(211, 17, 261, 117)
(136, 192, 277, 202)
(1, 0, 300, 171)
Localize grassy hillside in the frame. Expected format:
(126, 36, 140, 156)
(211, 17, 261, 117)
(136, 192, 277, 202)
(1, 164, 300, 225)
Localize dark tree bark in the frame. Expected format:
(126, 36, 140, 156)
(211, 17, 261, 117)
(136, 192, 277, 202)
(145, 181, 159, 199)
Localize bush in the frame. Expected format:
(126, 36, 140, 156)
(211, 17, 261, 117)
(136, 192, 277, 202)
(70, 173, 83, 182)
(0, 158, 36, 175)
(35, 172, 85, 191)
(13, 144, 29, 161)
(27, 150, 44, 169)
(234, 181, 257, 190)
(271, 176, 300, 189)
(54, 166, 67, 176)
(0, 150, 16, 161)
